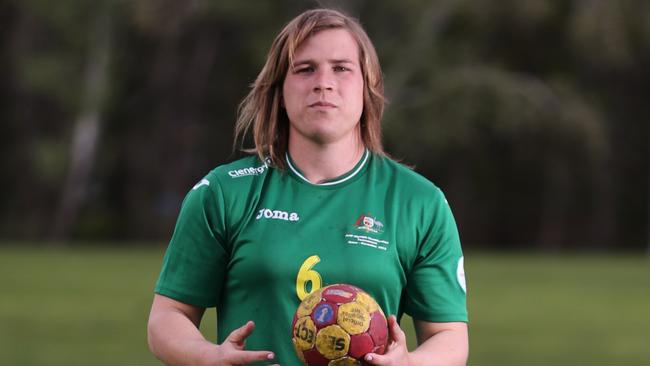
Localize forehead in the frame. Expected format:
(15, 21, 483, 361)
(293, 28, 360, 62)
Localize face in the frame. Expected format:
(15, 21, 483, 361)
(282, 28, 365, 147)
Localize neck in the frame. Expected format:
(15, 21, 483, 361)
(288, 136, 365, 184)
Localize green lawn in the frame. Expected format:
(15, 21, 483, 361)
(0, 246, 648, 365)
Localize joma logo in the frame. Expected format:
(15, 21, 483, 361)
(256, 208, 300, 222)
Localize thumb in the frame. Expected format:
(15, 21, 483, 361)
(226, 321, 256, 346)
(364, 352, 390, 365)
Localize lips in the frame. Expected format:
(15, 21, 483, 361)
(309, 101, 337, 108)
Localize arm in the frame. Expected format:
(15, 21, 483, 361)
(147, 294, 277, 366)
(365, 316, 468, 366)
(412, 319, 468, 365)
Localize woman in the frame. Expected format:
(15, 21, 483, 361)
(148, 8, 468, 366)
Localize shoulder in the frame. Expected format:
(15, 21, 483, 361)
(185, 155, 270, 205)
(206, 155, 270, 183)
(184, 155, 271, 236)
(371, 155, 446, 202)
(194, 155, 269, 194)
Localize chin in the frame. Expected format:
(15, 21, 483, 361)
(305, 132, 338, 145)
(290, 120, 360, 146)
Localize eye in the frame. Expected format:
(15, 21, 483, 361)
(333, 65, 349, 72)
(294, 66, 315, 74)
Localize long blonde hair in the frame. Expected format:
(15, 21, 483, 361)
(234, 8, 386, 169)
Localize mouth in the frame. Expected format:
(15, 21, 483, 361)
(309, 101, 337, 108)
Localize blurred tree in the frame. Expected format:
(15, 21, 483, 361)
(567, 0, 650, 248)
(1, 0, 94, 237)
(51, 0, 113, 239)
(379, 0, 645, 249)
(1, 0, 648, 250)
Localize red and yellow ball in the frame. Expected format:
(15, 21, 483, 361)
(292, 284, 388, 366)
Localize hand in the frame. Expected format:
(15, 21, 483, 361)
(363, 315, 412, 366)
(201, 321, 279, 366)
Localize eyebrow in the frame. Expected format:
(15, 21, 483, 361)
(292, 58, 357, 67)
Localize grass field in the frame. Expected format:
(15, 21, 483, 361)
(0, 245, 648, 365)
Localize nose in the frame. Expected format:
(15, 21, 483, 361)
(313, 69, 334, 92)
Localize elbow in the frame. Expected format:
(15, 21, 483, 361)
(454, 329, 469, 366)
(457, 346, 469, 366)
(147, 313, 161, 358)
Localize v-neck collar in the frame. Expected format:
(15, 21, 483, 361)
(285, 149, 370, 187)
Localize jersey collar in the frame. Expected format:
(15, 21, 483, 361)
(286, 149, 370, 186)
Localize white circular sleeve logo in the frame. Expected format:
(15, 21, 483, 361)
(457, 256, 466, 293)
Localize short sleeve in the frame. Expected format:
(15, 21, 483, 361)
(154, 175, 229, 308)
(403, 188, 468, 322)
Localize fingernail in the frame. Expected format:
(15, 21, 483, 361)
(267, 353, 275, 360)
(365, 355, 373, 361)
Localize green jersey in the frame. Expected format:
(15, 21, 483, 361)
(155, 150, 467, 365)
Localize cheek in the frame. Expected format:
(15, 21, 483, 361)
(283, 78, 306, 103)
(351, 80, 365, 114)
(282, 83, 298, 115)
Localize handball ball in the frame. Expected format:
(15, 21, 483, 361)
(291, 284, 388, 366)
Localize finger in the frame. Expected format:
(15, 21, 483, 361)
(228, 350, 276, 365)
(387, 315, 406, 345)
(364, 352, 390, 365)
(226, 321, 256, 345)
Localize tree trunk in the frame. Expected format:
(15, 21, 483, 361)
(50, 6, 112, 240)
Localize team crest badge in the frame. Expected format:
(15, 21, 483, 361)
(355, 214, 384, 234)
(345, 213, 389, 251)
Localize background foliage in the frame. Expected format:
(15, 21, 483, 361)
(1, 0, 649, 249)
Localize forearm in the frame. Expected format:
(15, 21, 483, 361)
(147, 309, 216, 366)
(410, 323, 468, 366)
